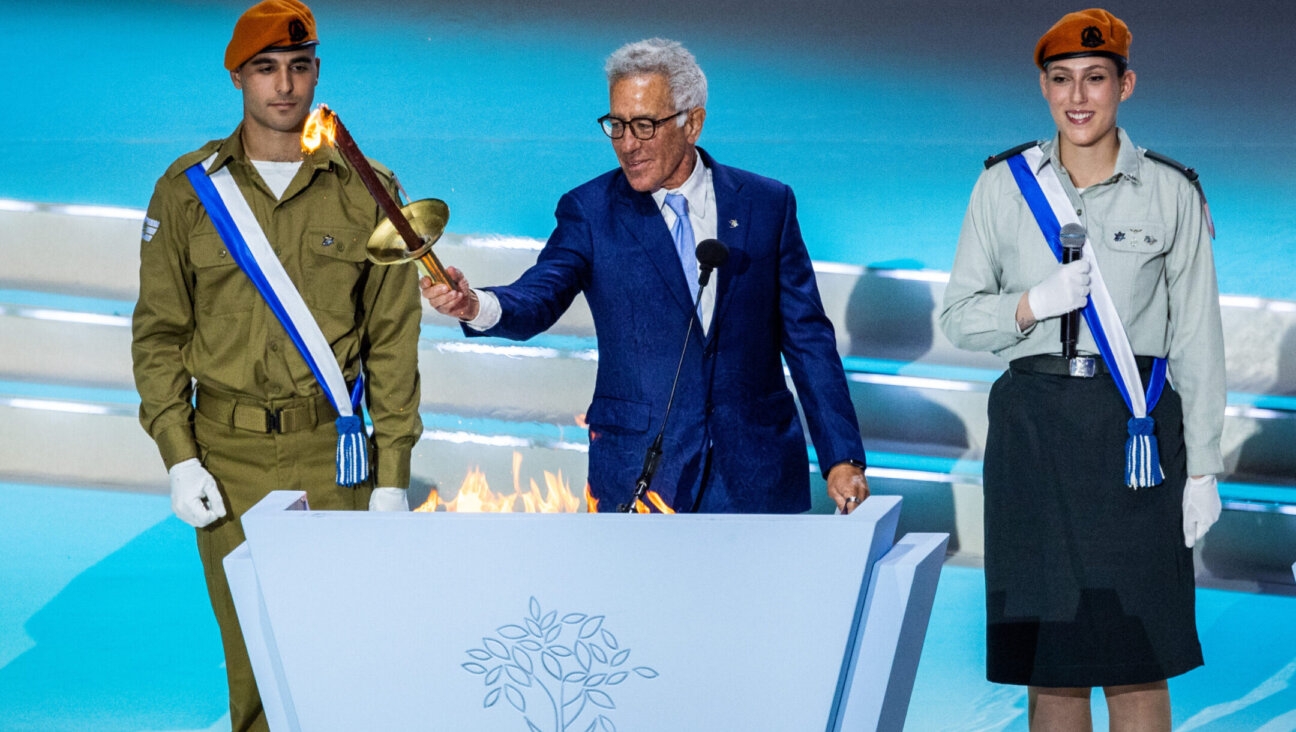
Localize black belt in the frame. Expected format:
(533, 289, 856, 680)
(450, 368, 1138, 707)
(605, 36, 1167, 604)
(196, 386, 336, 433)
(1010, 354, 1156, 379)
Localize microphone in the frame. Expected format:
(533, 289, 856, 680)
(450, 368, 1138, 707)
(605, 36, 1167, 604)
(1059, 223, 1085, 360)
(696, 238, 729, 288)
(617, 239, 729, 512)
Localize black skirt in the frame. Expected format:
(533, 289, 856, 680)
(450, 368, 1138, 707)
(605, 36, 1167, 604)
(982, 358, 1203, 687)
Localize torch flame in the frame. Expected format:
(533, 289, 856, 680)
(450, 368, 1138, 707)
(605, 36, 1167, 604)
(301, 104, 337, 153)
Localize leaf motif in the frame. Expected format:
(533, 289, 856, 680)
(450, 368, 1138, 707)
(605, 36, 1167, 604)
(529, 596, 542, 621)
(504, 684, 526, 712)
(541, 609, 558, 629)
(498, 624, 529, 640)
(607, 672, 627, 685)
(512, 647, 534, 673)
(566, 691, 587, 722)
(484, 638, 510, 659)
(562, 671, 588, 684)
(583, 720, 598, 732)
(467, 649, 492, 661)
(526, 618, 543, 637)
(562, 612, 587, 624)
(589, 645, 607, 664)
(545, 625, 562, 643)
(599, 715, 617, 732)
(483, 688, 501, 708)
(550, 644, 573, 657)
(541, 651, 562, 679)
(526, 720, 543, 732)
(462, 662, 487, 675)
(579, 616, 605, 639)
(519, 639, 543, 651)
(485, 666, 502, 685)
(601, 629, 618, 650)
(575, 641, 591, 671)
(633, 666, 659, 679)
(611, 649, 630, 667)
(584, 673, 607, 687)
(586, 689, 615, 709)
(505, 664, 532, 687)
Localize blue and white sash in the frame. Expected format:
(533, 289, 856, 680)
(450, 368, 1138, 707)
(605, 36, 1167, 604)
(1007, 146, 1166, 488)
(185, 156, 369, 486)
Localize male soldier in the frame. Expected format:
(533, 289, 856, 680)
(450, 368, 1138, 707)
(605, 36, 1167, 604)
(424, 39, 869, 514)
(131, 1, 422, 728)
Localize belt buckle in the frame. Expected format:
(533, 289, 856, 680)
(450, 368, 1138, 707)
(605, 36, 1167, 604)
(1068, 357, 1097, 378)
(265, 407, 284, 433)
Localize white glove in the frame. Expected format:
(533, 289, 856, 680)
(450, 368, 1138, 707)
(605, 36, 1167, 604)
(1027, 259, 1091, 321)
(369, 486, 409, 512)
(169, 458, 227, 528)
(1182, 475, 1221, 549)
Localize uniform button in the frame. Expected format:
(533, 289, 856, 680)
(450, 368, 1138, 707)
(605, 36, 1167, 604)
(705, 401, 714, 415)
(268, 385, 280, 396)
(704, 344, 715, 357)
(1076, 209, 1083, 216)
(218, 250, 227, 258)
(270, 342, 279, 352)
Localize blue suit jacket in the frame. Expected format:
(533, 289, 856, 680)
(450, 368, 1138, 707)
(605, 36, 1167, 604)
(474, 149, 865, 513)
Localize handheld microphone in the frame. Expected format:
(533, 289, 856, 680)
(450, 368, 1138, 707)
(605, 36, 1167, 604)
(618, 239, 729, 512)
(1059, 223, 1085, 360)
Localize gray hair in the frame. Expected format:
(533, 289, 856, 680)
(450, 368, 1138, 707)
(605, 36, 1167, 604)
(604, 38, 707, 122)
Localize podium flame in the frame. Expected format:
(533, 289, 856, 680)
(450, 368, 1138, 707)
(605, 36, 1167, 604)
(413, 452, 674, 513)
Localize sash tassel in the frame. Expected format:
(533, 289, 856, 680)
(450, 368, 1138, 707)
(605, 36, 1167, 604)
(1125, 416, 1164, 489)
(335, 414, 369, 487)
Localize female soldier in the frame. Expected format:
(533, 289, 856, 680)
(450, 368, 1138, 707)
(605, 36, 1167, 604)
(940, 9, 1225, 731)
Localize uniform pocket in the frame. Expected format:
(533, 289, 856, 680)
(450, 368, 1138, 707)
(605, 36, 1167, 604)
(302, 226, 370, 314)
(189, 231, 254, 315)
(1093, 222, 1169, 317)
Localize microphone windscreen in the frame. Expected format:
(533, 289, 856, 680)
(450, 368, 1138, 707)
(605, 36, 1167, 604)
(695, 238, 729, 269)
(1059, 223, 1086, 242)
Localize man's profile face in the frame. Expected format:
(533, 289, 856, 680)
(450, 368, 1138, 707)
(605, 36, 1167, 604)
(608, 73, 704, 193)
(231, 48, 320, 135)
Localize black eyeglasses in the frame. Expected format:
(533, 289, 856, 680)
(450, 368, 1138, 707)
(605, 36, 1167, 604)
(597, 110, 686, 140)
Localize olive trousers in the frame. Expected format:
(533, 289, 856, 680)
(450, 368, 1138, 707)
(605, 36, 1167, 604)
(193, 401, 372, 732)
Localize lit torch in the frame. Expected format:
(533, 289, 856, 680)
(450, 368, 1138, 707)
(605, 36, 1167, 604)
(302, 104, 452, 286)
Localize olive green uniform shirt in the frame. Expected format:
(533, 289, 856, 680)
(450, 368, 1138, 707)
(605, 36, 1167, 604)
(132, 125, 423, 487)
(940, 128, 1225, 476)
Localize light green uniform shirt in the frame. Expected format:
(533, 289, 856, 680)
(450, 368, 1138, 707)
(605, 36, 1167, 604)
(940, 128, 1225, 476)
(131, 125, 423, 487)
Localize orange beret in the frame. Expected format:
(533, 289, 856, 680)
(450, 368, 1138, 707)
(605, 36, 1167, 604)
(224, 0, 318, 71)
(1035, 8, 1131, 70)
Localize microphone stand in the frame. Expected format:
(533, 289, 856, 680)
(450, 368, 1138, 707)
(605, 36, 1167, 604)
(617, 267, 717, 513)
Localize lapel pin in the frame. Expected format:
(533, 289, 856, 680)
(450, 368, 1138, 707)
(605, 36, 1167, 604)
(321, 235, 334, 247)
(728, 219, 739, 229)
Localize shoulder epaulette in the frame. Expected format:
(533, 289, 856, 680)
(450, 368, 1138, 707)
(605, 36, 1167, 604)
(1142, 149, 1199, 183)
(164, 139, 224, 179)
(984, 141, 1039, 169)
(1143, 148, 1214, 238)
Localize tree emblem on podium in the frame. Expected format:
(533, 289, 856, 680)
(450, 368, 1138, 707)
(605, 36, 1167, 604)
(462, 597, 659, 731)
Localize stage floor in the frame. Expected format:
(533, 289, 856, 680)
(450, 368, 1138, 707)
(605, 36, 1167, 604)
(2, 481, 1292, 731)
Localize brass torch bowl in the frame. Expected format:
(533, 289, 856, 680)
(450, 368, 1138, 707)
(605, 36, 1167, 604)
(365, 198, 450, 266)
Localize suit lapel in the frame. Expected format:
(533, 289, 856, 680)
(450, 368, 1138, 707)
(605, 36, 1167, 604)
(613, 175, 696, 314)
(706, 152, 749, 338)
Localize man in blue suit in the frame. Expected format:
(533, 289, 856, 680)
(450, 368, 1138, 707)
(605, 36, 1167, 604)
(424, 38, 869, 514)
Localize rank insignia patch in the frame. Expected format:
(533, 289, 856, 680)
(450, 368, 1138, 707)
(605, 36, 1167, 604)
(1081, 26, 1104, 48)
(1114, 231, 1125, 242)
(321, 235, 334, 247)
(142, 216, 160, 242)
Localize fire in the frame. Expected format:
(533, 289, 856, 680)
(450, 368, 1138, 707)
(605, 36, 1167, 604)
(412, 452, 675, 513)
(414, 451, 588, 513)
(301, 104, 337, 153)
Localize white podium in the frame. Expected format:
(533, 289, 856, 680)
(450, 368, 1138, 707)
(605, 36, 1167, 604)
(225, 492, 946, 731)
